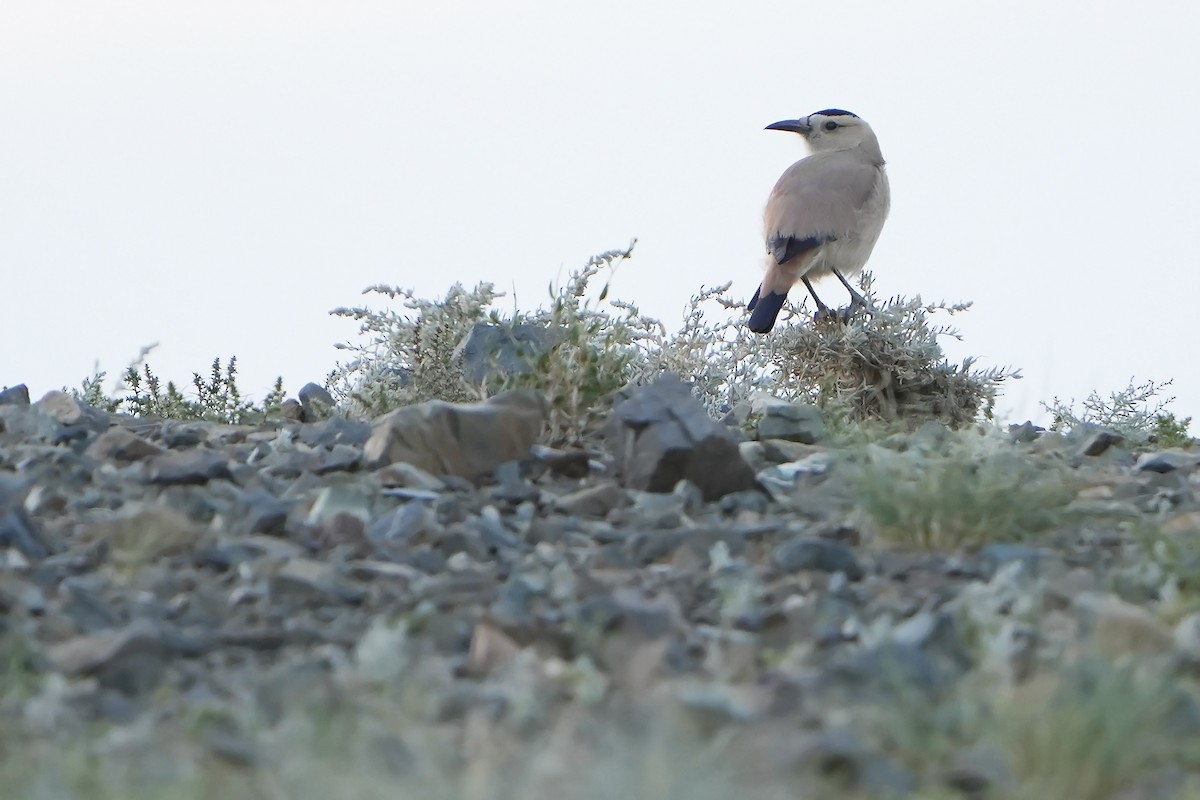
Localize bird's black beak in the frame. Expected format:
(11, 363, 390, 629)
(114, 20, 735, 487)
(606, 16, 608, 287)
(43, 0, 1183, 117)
(765, 119, 812, 135)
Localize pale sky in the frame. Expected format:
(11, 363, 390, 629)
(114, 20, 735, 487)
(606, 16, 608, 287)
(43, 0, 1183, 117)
(3, 1, 1198, 427)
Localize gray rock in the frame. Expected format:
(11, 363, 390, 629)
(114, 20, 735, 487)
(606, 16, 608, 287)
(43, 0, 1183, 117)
(943, 742, 1014, 796)
(0, 384, 30, 405)
(363, 390, 547, 479)
(756, 402, 825, 444)
(1007, 420, 1043, 443)
(455, 321, 560, 385)
(46, 618, 171, 696)
(1075, 427, 1124, 457)
(147, 448, 232, 485)
(978, 543, 1041, 579)
(1174, 611, 1200, 663)
(0, 475, 48, 560)
(606, 374, 756, 501)
(85, 427, 165, 462)
(553, 482, 627, 517)
(368, 502, 434, 545)
(891, 611, 973, 673)
(298, 382, 337, 421)
(240, 490, 290, 535)
(1136, 450, 1200, 473)
(269, 558, 365, 607)
(792, 728, 918, 798)
(772, 536, 863, 580)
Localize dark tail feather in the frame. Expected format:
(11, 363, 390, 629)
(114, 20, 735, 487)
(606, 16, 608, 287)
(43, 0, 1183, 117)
(747, 288, 787, 333)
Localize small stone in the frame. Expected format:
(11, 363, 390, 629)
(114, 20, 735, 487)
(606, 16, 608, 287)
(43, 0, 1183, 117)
(269, 558, 364, 607)
(279, 399, 304, 421)
(455, 321, 560, 385)
(368, 502, 434, 545)
(1173, 611, 1200, 662)
(772, 536, 863, 580)
(147, 448, 232, 484)
(86, 427, 165, 462)
(307, 484, 374, 525)
(606, 374, 756, 501)
(315, 443, 361, 474)
(241, 490, 290, 535)
(978, 543, 1041, 579)
(465, 621, 522, 677)
(943, 742, 1014, 795)
(46, 619, 170, 696)
(756, 402, 825, 444)
(0, 384, 31, 406)
(363, 391, 547, 479)
(1073, 592, 1174, 657)
(298, 382, 337, 421)
(1008, 420, 1043, 443)
(35, 390, 85, 425)
(377, 461, 447, 491)
(1137, 450, 1200, 473)
(1075, 428, 1124, 457)
(553, 483, 627, 517)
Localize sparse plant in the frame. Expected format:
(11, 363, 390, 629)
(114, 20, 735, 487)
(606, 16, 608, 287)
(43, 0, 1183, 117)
(1044, 377, 1192, 446)
(764, 273, 1018, 426)
(850, 425, 1076, 550)
(328, 248, 1013, 443)
(70, 348, 285, 424)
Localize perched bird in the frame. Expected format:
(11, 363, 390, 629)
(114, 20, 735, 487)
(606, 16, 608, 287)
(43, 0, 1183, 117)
(747, 109, 890, 333)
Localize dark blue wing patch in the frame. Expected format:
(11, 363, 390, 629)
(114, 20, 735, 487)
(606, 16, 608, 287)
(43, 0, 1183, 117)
(769, 235, 827, 266)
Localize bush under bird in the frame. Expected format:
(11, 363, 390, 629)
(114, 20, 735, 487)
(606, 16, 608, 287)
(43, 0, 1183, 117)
(747, 109, 890, 333)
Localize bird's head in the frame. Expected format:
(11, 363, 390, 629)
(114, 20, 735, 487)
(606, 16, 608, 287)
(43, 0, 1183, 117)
(765, 109, 880, 158)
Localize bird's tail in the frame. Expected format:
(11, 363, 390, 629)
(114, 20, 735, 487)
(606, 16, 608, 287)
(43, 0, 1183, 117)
(747, 285, 787, 333)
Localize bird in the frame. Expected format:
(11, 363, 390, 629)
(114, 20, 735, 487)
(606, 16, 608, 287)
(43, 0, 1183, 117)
(747, 109, 890, 333)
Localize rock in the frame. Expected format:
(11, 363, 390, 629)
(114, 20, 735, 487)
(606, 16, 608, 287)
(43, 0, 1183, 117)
(756, 402, 825, 444)
(146, 448, 232, 485)
(377, 461, 447, 492)
(1075, 427, 1124, 457)
(298, 382, 337, 421)
(455, 321, 560, 384)
(0, 475, 49, 560)
(891, 611, 973, 673)
(791, 728, 918, 797)
(1173, 611, 1200, 663)
(85, 427, 166, 462)
(35, 390, 85, 425)
(363, 390, 547, 479)
(606, 374, 756, 501)
(269, 558, 365, 607)
(240, 490, 290, 535)
(1073, 592, 1174, 657)
(978, 543, 1041, 579)
(279, 398, 304, 421)
(46, 618, 171, 696)
(0, 384, 30, 405)
(943, 742, 1014, 796)
(553, 482, 627, 517)
(1008, 420, 1043, 443)
(1136, 450, 1200, 474)
(772, 536, 863, 580)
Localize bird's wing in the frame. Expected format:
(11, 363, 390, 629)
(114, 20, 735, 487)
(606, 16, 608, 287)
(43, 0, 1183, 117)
(763, 153, 881, 256)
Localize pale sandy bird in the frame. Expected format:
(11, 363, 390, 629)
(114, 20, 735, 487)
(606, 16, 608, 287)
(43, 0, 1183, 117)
(747, 109, 890, 333)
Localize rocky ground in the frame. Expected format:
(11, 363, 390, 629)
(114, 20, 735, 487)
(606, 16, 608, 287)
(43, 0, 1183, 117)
(1, 376, 1200, 799)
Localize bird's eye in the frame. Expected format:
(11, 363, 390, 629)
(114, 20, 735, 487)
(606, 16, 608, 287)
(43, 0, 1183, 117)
(823, 120, 838, 131)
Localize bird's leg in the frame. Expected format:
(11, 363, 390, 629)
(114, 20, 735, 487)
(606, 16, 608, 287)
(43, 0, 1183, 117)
(801, 277, 837, 322)
(830, 268, 875, 318)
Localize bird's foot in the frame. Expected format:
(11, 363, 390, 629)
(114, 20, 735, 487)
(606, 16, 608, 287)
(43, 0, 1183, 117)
(813, 297, 863, 324)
